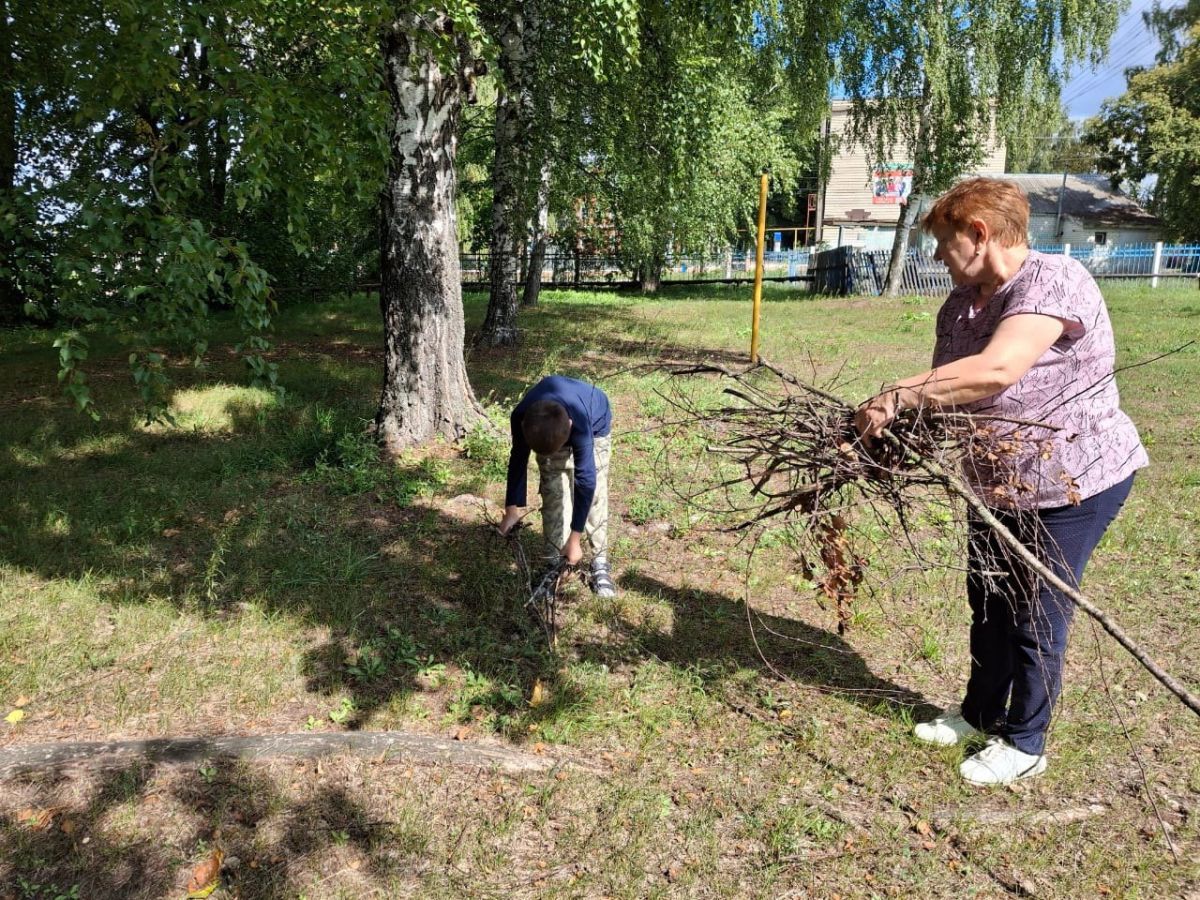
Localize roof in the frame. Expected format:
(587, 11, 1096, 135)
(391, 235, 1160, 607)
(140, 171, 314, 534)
(994, 173, 1160, 228)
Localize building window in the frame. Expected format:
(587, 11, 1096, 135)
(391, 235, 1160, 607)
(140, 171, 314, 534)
(1094, 231, 1108, 245)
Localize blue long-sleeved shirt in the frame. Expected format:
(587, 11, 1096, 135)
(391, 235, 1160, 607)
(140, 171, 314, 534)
(505, 376, 612, 533)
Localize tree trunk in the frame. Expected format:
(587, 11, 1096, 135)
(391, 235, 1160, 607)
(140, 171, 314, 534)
(521, 157, 551, 307)
(0, 0, 22, 326)
(882, 83, 934, 298)
(477, 9, 535, 347)
(201, 20, 229, 228)
(374, 16, 484, 454)
(881, 194, 922, 297)
(212, 105, 228, 226)
(637, 251, 664, 293)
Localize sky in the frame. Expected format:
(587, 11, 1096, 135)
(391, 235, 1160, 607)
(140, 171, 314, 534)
(1061, 0, 1163, 120)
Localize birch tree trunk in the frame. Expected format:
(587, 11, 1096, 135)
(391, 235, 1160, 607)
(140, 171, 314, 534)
(882, 82, 934, 297)
(374, 15, 484, 454)
(0, 0, 22, 325)
(478, 7, 535, 346)
(637, 250, 664, 293)
(521, 157, 551, 307)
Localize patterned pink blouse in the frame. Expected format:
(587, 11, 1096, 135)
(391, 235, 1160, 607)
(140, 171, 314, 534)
(932, 250, 1148, 509)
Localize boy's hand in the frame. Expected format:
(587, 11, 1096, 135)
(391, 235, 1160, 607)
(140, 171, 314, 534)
(498, 506, 522, 536)
(562, 531, 584, 566)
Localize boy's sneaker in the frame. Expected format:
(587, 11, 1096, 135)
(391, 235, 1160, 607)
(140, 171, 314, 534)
(590, 557, 617, 598)
(959, 738, 1047, 786)
(913, 706, 982, 746)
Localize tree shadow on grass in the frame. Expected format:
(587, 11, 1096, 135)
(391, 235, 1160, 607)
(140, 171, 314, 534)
(1, 763, 169, 898)
(0, 755, 424, 899)
(0, 288, 937, 878)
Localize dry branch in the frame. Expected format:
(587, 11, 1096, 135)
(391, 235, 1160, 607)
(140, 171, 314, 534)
(659, 359, 1200, 721)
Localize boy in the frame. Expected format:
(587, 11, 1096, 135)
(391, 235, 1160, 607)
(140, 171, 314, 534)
(497, 375, 616, 598)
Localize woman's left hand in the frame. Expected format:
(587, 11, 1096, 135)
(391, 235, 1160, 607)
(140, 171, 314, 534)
(855, 390, 900, 445)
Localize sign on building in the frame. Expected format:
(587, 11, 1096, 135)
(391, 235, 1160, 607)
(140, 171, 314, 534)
(872, 163, 913, 205)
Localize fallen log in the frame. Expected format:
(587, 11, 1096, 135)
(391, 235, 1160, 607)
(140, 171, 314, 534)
(0, 730, 570, 779)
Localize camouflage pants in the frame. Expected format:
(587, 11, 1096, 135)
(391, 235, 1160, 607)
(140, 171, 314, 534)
(537, 435, 611, 560)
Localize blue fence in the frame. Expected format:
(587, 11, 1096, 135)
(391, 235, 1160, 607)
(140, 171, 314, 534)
(460, 243, 1200, 294)
(1030, 243, 1200, 278)
(461, 250, 814, 287)
(812, 242, 1200, 296)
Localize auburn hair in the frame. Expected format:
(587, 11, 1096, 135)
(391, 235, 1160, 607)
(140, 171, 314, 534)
(922, 177, 1030, 248)
(522, 400, 571, 454)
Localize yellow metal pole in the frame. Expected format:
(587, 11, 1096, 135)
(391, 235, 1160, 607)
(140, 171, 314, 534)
(750, 172, 768, 363)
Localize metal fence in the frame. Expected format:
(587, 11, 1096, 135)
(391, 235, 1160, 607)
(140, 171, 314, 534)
(461, 243, 1200, 295)
(812, 241, 1200, 296)
(1030, 242, 1200, 280)
(460, 250, 813, 288)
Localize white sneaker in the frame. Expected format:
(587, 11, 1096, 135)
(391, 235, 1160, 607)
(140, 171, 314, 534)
(959, 738, 1047, 786)
(913, 706, 982, 746)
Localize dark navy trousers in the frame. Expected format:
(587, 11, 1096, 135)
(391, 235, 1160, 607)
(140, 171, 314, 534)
(960, 474, 1135, 755)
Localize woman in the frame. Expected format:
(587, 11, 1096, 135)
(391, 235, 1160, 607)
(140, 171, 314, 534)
(855, 178, 1148, 786)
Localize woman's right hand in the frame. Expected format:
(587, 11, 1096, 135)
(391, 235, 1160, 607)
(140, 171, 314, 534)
(854, 390, 901, 445)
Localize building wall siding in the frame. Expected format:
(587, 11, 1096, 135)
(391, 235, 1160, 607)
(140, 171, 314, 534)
(822, 101, 1007, 230)
(1029, 215, 1163, 246)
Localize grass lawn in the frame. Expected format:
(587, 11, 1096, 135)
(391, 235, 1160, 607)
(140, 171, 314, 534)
(1, 281, 1198, 898)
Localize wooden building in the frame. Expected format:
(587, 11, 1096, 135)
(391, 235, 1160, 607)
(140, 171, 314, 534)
(818, 100, 1007, 248)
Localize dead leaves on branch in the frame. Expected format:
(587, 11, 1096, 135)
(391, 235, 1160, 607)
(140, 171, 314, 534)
(652, 360, 1032, 632)
(816, 515, 866, 635)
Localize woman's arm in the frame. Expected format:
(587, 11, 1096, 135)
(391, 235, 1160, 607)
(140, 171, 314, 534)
(855, 313, 1067, 441)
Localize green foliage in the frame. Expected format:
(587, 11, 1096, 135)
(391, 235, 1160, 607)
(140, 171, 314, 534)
(292, 404, 460, 502)
(6, 0, 389, 413)
(462, 421, 509, 480)
(1007, 107, 1099, 174)
(51, 331, 96, 419)
(836, 0, 1121, 196)
(1087, 13, 1200, 240)
(295, 407, 387, 494)
(294, 406, 377, 470)
(556, 1, 816, 278)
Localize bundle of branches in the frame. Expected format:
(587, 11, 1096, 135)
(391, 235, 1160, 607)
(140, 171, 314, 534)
(656, 359, 1200, 720)
(658, 359, 989, 635)
(498, 522, 575, 648)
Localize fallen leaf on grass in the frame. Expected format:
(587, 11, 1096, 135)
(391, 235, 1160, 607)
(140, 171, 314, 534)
(186, 848, 224, 899)
(14, 696, 29, 707)
(913, 819, 933, 837)
(60, 818, 77, 836)
(5, 709, 26, 724)
(17, 808, 55, 831)
(530, 679, 549, 707)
